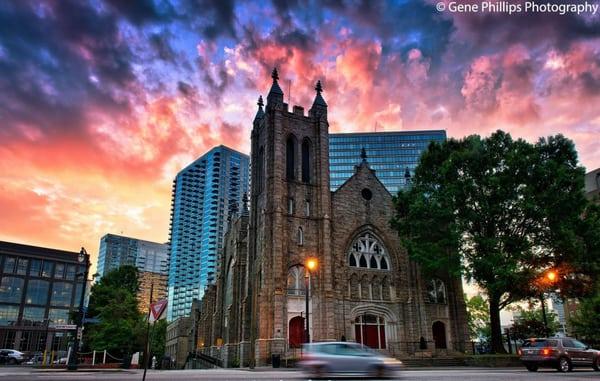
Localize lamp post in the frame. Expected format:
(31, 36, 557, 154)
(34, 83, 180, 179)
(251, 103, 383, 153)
(539, 270, 558, 337)
(304, 257, 318, 344)
(67, 247, 90, 371)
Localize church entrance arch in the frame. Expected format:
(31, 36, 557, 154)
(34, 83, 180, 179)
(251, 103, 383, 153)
(432, 321, 447, 349)
(354, 314, 386, 349)
(289, 316, 305, 348)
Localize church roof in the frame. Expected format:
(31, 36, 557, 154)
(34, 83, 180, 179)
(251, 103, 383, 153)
(331, 156, 393, 199)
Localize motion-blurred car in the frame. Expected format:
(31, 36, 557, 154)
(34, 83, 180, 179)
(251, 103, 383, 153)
(519, 337, 600, 372)
(0, 349, 25, 365)
(299, 342, 403, 378)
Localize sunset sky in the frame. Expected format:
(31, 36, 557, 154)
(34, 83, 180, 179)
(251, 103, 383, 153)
(1, 0, 599, 273)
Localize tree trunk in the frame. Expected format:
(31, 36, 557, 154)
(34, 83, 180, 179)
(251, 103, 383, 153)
(489, 296, 506, 354)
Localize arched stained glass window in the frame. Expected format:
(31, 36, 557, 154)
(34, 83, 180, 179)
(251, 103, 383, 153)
(286, 136, 296, 180)
(359, 255, 367, 268)
(347, 232, 391, 271)
(349, 254, 357, 267)
(427, 279, 447, 304)
(301, 139, 311, 183)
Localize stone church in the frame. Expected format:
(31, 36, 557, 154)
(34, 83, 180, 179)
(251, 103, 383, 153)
(194, 69, 469, 367)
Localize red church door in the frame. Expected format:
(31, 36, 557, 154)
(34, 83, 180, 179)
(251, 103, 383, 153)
(354, 314, 386, 349)
(289, 316, 305, 348)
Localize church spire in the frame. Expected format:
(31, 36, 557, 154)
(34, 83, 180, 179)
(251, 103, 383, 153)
(312, 80, 327, 108)
(309, 79, 327, 118)
(360, 147, 367, 162)
(267, 67, 284, 106)
(254, 95, 264, 122)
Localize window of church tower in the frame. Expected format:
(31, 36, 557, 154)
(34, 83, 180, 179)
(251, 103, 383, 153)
(305, 200, 310, 216)
(348, 232, 391, 270)
(361, 188, 373, 200)
(301, 139, 311, 183)
(297, 227, 304, 246)
(288, 198, 295, 214)
(287, 265, 305, 296)
(286, 136, 296, 180)
(427, 279, 446, 304)
(257, 147, 264, 192)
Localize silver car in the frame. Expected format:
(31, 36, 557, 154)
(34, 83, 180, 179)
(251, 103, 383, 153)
(299, 342, 403, 378)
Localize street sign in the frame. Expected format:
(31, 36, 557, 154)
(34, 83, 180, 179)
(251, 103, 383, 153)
(50, 324, 77, 330)
(149, 299, 168, 323)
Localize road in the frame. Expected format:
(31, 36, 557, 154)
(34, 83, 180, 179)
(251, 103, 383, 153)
(0, 367, 599, 380)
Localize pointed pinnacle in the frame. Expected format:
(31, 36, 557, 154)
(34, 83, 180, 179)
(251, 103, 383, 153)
(271, 67, 279, 82)
(257, 95, 264, 108)
(315, 80, 323, 93)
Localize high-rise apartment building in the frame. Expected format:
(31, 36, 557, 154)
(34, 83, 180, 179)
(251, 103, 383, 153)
(167, 145, 249, 321)
(97, 234, 168, 278)
(329, 130, 446, 193)
(97, 234, 168, 313)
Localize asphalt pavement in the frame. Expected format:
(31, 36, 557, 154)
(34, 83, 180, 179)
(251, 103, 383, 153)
(0, 366, 598, 380)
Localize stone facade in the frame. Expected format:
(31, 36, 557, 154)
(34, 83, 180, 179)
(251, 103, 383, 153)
(165, 316, 191, 368)
(194, 70, 469, 367)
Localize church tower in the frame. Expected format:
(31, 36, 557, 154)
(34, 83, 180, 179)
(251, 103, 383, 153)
(247, 69, 335, 365)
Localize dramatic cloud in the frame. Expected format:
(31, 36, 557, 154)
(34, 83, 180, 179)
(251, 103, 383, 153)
(1, 0, 599, 271)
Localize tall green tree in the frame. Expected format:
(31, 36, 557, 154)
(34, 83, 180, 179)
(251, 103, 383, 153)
(570, 285, 600, 341)
(392, 130, 598, 353)
(84, 266, 145, 357)
(150, 319, 168, 362)
(466, 294, 491, 342)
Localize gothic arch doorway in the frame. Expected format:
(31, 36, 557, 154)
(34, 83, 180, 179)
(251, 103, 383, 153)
(289, 316, 305, 348)
(354, 314, 386, 349)
(432, 321, 447, 349)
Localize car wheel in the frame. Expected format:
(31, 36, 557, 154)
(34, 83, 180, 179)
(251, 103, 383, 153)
(312, 365, 325, 379)
(8, 358, 17, 365)
(373, 365, 387, 378)
(593, 357, 599, 371)
(557, 357, 571, 372)
(525, 364, 538, 372)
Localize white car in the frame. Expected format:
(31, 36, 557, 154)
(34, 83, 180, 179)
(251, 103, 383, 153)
(299, 342, 403, 378)
(0, 349, 25, 365)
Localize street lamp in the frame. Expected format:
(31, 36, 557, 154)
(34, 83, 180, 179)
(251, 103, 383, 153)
(67, 247, 90, 371)
(304, 257, 318, 344)
(539, 269, 559, 337)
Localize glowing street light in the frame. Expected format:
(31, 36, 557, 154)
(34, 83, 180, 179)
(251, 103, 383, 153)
(540, 269, 559, 337)
(306, 257, 318, 272)
(305, 257, 318, 344)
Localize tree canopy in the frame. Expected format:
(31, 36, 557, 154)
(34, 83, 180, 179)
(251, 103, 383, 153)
(392, 130, 599, 353)
(509, 306, 560, 341)
(84, 265, 145, 357)
(465, 294, 490, 342)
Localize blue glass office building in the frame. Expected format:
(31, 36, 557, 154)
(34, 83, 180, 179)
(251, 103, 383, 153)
(167, 145, 249, 321)
(329, 130, 446, 194)
(97, 234, 168, 278)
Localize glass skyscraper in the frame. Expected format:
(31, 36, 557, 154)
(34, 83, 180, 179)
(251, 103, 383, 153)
(97, 234, 168, 278)
(329, 130, 446, 194)
(167, 145, 249, 321)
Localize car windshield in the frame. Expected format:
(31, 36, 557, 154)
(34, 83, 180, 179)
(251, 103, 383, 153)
(523, 339, 558, 348)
